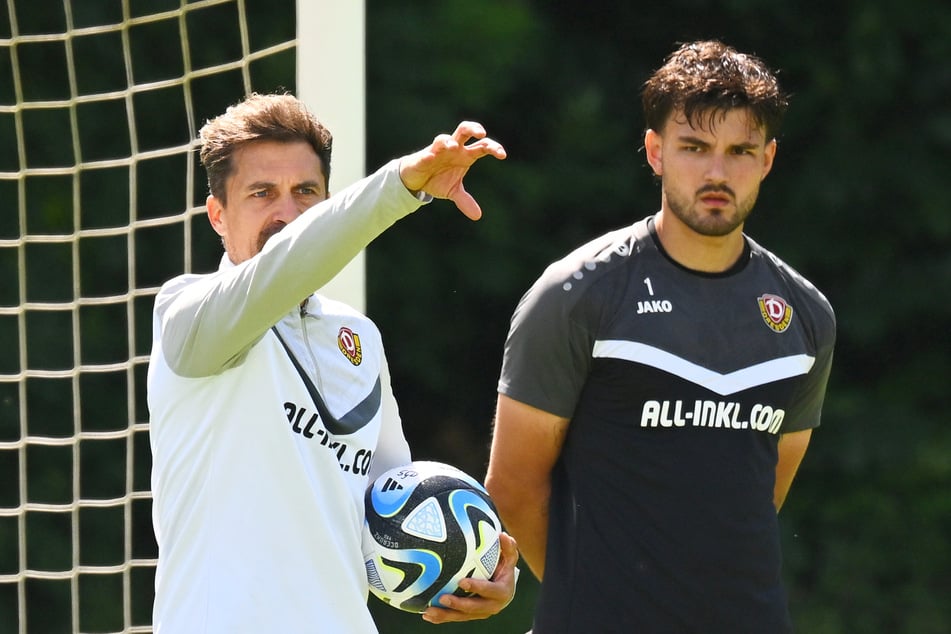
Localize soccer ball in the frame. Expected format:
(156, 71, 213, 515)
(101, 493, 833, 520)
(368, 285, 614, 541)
(362, 461, 503, 613)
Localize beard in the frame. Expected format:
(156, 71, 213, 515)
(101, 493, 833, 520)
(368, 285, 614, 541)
(664, 183, 760, 237)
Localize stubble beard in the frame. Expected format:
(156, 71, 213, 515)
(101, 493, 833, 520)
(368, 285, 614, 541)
(664, 184, 760, 238)
(221, 223, 285, 264)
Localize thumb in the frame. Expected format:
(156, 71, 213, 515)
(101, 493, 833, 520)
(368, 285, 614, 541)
(451, 184, 482, 221)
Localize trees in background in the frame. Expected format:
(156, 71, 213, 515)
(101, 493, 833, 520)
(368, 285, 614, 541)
(5, 0, 949, 631)
(365, 2, 951, 632)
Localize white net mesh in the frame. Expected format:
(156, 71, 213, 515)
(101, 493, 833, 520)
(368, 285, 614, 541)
(0, 1, 299, 631)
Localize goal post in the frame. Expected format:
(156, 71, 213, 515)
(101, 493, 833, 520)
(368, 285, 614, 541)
(0, 2, 365, 632)
(302, 0, 367, 313)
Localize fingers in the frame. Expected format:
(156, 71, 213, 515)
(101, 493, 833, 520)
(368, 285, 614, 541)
(430, 132, 459, 154)
(497, 531, 519, 567)
(420, 532, 519, 624)
(445, 123, 504, 220)
(452, 120, 486, 144)
(421, 590, 505, 624)
(398, 121, 505, 212)
(475, 137, 507, 160)
(430, 122, 486, 155)
(450, 121, 508, 160)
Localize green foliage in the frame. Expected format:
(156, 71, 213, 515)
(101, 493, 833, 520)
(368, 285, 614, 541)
(363, 0, 951, 631)
(5, 0, 949, 631)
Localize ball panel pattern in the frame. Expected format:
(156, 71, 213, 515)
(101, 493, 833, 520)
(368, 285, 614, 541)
(362, 461, 503, 613)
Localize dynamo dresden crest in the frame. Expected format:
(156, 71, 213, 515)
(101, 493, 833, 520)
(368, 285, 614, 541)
(757, 294, 794, 333)
(338, 326, 363, 365)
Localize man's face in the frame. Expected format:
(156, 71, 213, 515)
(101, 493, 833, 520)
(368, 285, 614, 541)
(645, 108, 776, 237)
(207, 139, 328, 264)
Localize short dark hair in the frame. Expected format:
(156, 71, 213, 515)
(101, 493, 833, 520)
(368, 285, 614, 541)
(642, 40, 789, 140)
(198, 92, 334, 203)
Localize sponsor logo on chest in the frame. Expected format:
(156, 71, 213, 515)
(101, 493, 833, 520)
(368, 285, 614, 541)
(641, 399, 786, 434)
(283, 400, 375, 476)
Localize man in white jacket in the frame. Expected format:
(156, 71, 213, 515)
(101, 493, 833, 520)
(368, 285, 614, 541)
(147, 93, 517, 633)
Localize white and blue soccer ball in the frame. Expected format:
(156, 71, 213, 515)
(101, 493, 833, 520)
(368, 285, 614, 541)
(362, 461, 503, 613)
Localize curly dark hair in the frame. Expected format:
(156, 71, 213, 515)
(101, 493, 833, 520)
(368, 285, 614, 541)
(198, 92, 334, 203)
(642, 40, 789, 140)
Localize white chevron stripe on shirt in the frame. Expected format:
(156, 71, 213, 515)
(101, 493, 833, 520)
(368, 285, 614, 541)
(592, 340, 815, 396)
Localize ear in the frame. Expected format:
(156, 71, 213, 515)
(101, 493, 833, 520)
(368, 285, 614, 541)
(644, 129, 663, 176)
(206, 194, 226, 237)
(761, 138, 778, 180)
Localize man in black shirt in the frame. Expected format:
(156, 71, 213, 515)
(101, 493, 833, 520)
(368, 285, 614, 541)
(486, 40, 835, 633)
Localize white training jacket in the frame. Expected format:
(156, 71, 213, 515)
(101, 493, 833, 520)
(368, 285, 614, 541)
(147, 160, 424, 633)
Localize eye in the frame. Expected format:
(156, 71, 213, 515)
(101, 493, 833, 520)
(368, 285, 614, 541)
(296, 186, 321, 196)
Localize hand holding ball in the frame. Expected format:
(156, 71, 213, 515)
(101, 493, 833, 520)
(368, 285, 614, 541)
(362, 461, 503, 613)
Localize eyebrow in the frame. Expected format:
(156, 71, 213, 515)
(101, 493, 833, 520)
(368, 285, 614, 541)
(294, 180, 325, 192)
(677, 135, 761, 152)
(677, 135, 712, 147)
(245, 179, 325, 192)
(731, 140, 761, 151)
(245, 181, 274, 192)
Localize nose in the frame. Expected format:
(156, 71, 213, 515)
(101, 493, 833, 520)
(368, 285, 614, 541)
(704, 154, 728, 183)
(272, 193, 303, 225)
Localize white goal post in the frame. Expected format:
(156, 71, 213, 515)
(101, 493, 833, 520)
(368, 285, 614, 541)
(299, 1, 367, 314)
(0, 1, 365, 632)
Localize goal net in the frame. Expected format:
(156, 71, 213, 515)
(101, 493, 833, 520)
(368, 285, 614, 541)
(0, 1, 364, 631)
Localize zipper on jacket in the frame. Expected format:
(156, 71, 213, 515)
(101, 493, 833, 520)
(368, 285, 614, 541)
(299, 301, 325, 392)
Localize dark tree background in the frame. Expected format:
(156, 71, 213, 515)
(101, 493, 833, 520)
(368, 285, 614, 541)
(364, 2, 951, 632)
(2, 0, 949, 632)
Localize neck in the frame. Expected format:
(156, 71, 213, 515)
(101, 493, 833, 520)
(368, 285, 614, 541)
(653, 210, 747, 273)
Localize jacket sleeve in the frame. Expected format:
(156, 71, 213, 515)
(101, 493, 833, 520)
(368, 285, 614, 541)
(155, 159, 426, 378)
(367, 351, 412, 482)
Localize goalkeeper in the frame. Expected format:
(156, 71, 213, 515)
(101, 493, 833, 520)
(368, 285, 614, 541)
(147, 93, 517, 633)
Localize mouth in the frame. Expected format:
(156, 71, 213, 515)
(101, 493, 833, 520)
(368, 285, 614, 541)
(698, 189, 733, 208)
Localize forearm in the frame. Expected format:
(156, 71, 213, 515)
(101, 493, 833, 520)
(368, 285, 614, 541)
(774, 428, 812, 511)
(500, 496, 550, 581)
(484, 476, 551, 581)
(486, 395, 568, 582)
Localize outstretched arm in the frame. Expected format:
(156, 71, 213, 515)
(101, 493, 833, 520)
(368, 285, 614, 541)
(158, 122, 505, 378)
(399, 121, 507, 220)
